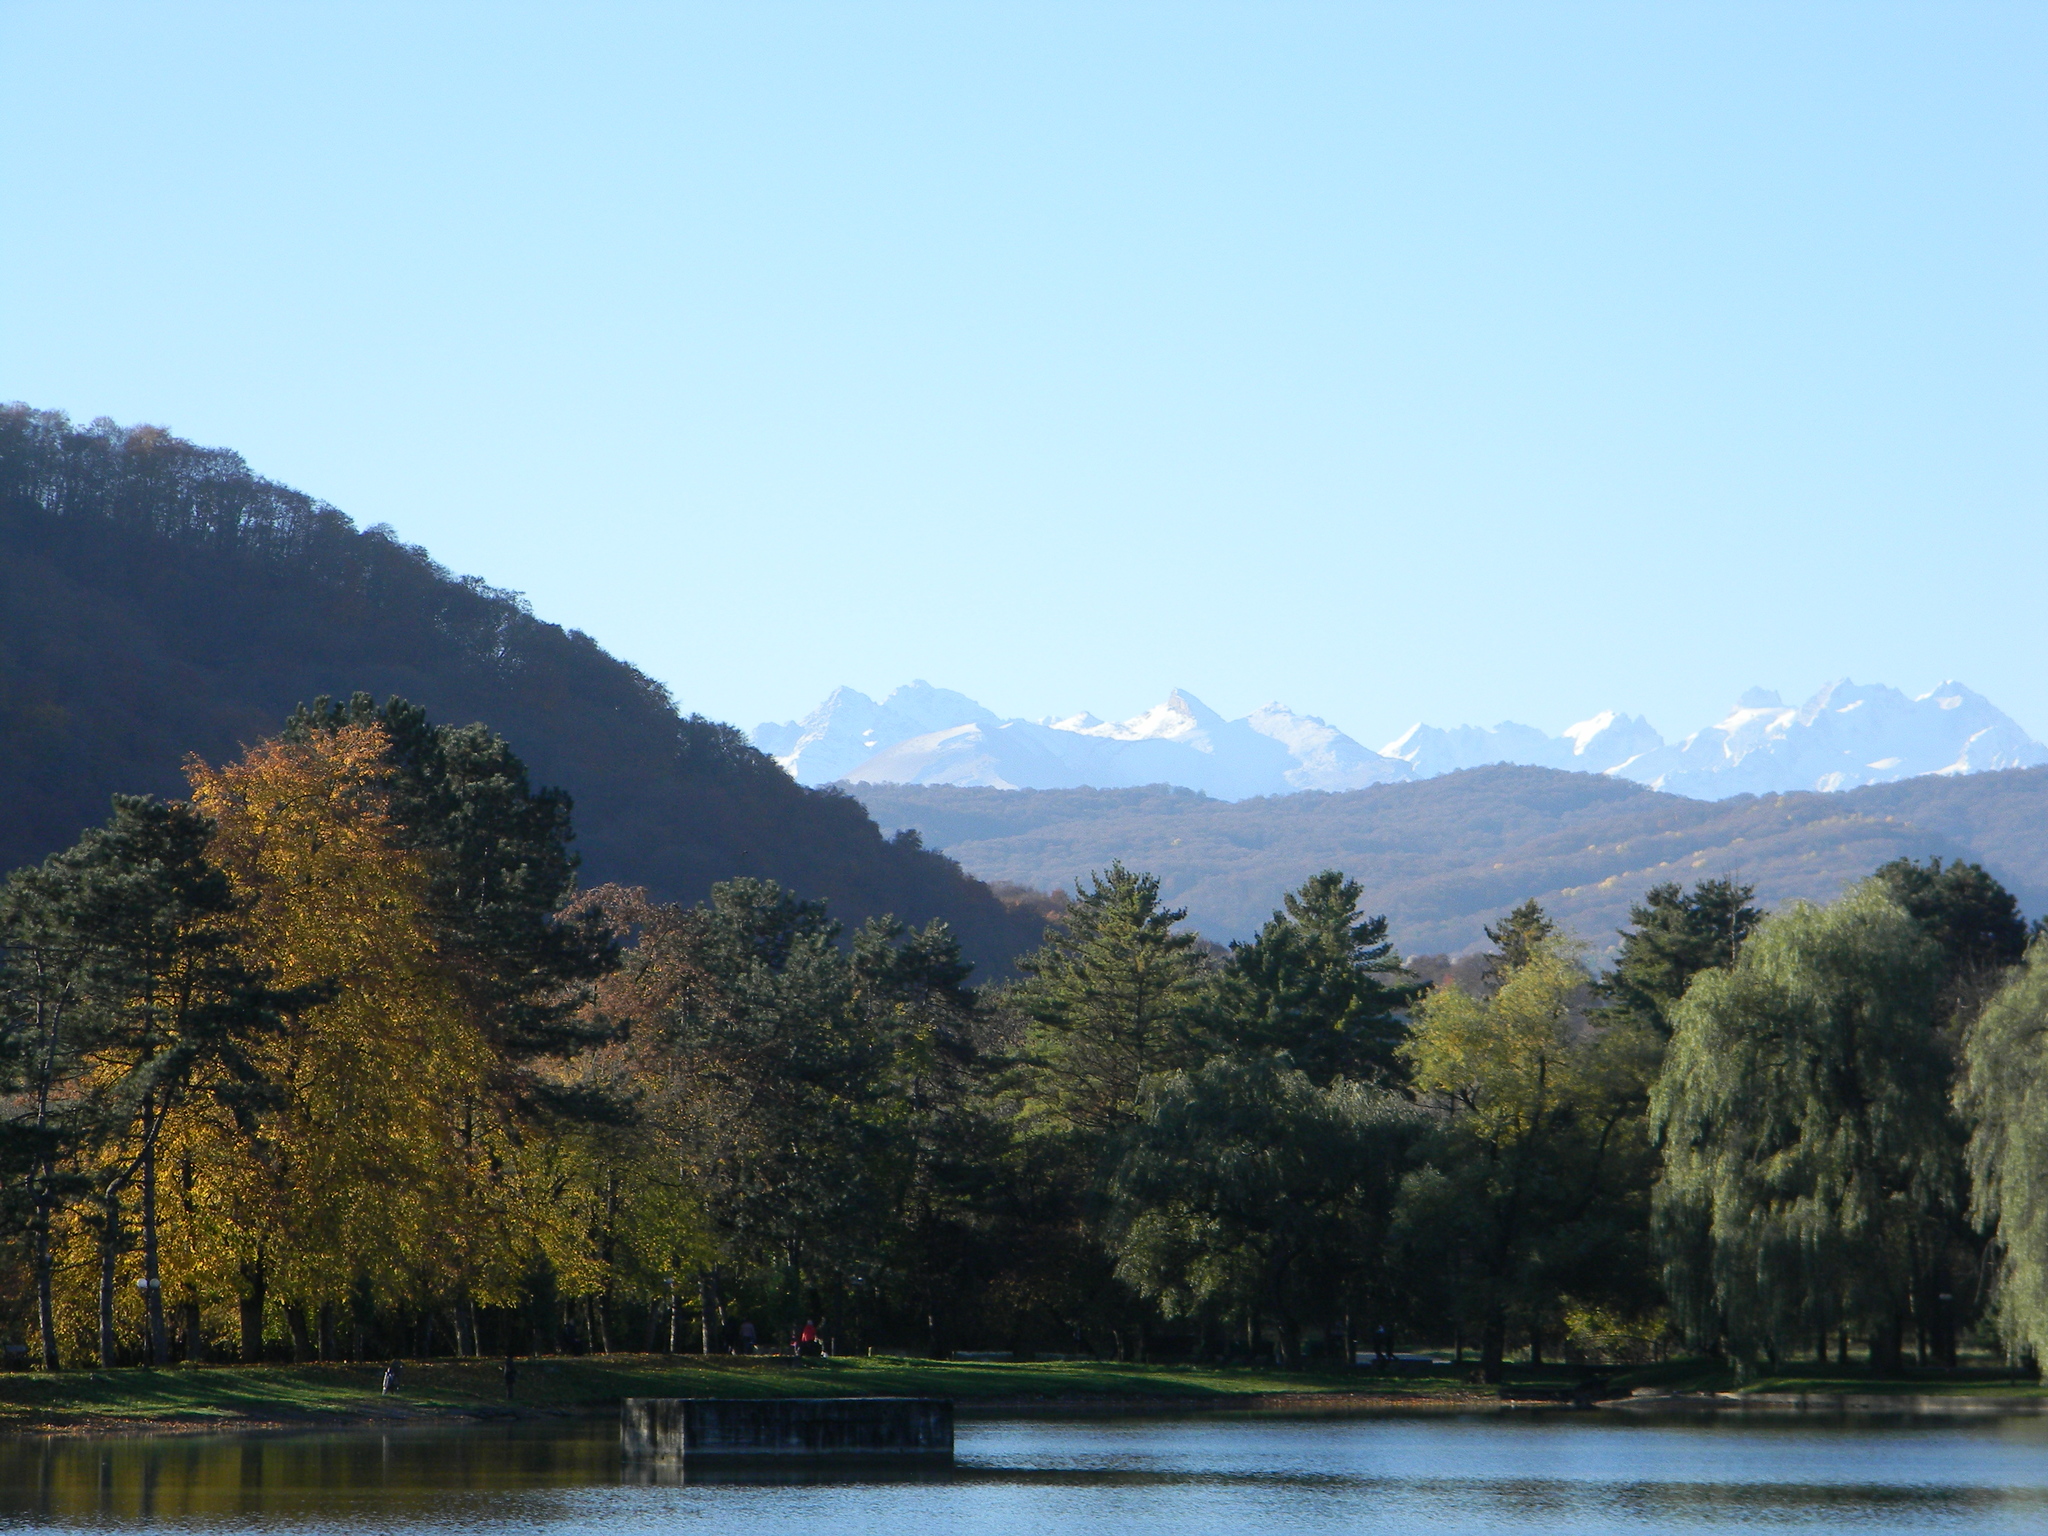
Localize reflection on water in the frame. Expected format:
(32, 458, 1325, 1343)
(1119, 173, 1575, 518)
(3, 1413, 2048, 1533)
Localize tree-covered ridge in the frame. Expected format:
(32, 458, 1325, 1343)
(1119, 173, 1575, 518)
(853, 765, 2048, 952)
(0, 405, 1042, 976)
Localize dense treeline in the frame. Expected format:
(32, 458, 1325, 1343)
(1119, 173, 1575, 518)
(0, 405, 1044, 976)
(7, 698, 2048, 1379)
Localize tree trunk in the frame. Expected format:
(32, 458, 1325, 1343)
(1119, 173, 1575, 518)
(318, 1303, 337, 1362)
(285, 1305, 312, 1362)
(29, 975, 68, 1374)
(598, 1175, 618, 1357)
(182, 1298, 207, 1363)
(238, 1260, 267, 1363)
(1479, 1311, 1507, 1385)
(1529, 1324, 1544, 1367)
(98, 1194, 121, 1367)
(698, 1271, 721, 1354)
(1869, 1314, 1905, 1375)
(34, 1187, 60, 1371)
(1929, 1263, 1958, 1370)
(456, 1297, 478, 1358)
(139, 1099, 168, 1366)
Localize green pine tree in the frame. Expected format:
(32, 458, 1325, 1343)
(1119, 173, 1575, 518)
(1482, 899, 1558, 987)
(1212, 870, 1418, 1084)
(1012, 863, 1211, 1139)
(1599, 878, 1763, 1037)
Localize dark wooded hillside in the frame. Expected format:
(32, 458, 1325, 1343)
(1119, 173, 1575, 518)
(0, 406, 1044, 974)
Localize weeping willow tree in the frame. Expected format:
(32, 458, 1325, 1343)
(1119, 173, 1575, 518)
(1958, 945, 2048, 1365)
(1650, 884, 1952, 1374)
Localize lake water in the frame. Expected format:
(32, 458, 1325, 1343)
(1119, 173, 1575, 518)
(3, 1412, 2047, 1534)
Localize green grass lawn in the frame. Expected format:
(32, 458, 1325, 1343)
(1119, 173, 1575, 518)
(0, 1354, 1486, 1431)
(6, 1352, 2038, 1431)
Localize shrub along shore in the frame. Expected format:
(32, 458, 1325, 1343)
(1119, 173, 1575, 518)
(2, 1355, 2044, 1434)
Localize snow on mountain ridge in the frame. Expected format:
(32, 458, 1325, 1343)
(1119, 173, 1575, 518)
(1608, 679, 2047, 797)
(1053, 688, 1222, 744)
(751, 680, 2046, 802)
(1377, 714, 1659, 777)
(755, 680, 1003, 785)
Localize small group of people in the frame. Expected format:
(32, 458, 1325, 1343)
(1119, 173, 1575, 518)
(717, 1318, 824, 1358)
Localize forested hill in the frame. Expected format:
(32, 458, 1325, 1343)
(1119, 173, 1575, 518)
(854, 765, 2048, 954)
(0, 407, 1044, 974)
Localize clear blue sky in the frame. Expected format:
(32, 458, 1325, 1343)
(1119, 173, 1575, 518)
(5, 2, 2043, 748)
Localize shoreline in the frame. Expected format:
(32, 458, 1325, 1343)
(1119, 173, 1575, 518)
(1, 1389, 1503, 1439)
(6, 1355, 2044, 1438)
(1610, 1390, 2048, 1417)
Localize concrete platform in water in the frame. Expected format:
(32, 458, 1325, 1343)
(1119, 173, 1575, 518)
(621, 1397, 955, 1464)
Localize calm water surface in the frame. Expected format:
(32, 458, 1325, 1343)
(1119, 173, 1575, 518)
(3, 1413, 2047, 1534)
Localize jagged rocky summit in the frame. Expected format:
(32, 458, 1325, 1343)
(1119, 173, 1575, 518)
(752, 679, 2047, 803)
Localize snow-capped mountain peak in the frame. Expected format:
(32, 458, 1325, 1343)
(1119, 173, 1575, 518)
(752, 679, 1004, 785)
(1615, 679, 2047, 796)
(1053, 688, 1224, 744)
(750, 680, 2047, 803)
(1378, 713, 1656, 778)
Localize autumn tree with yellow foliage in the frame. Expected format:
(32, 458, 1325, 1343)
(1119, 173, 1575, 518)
(2, 697, 627, 1368)
(1395, 930, 1660, 1381)
(180, 724, 530, 1357)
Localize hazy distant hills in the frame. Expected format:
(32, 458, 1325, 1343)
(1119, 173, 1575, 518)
(853, 766, 2048, 955)
(0, 407, 1044, 976)
(759, 680, 2046, 802)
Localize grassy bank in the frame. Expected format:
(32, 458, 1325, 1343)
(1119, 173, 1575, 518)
(9, 1353, 2041, 1433)
(0, 1355, 1493, 1432)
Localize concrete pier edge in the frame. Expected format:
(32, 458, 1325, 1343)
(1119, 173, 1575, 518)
(622, 1396, 955, 1461)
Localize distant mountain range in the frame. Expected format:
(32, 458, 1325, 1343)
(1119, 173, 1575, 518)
(755, 680, 2047, 802)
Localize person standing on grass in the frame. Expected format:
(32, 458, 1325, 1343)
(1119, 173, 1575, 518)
(503, 1350, 518, 1399)
(382, 1360, 403, 1395)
